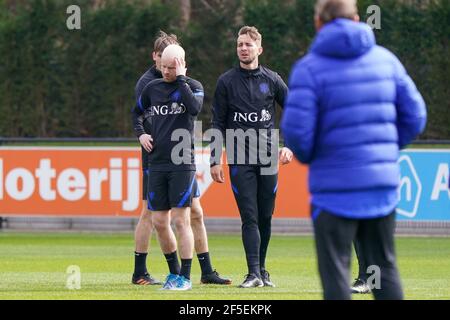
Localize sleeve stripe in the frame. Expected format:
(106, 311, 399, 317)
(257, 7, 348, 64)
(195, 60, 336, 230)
(138, 95, 144, 112)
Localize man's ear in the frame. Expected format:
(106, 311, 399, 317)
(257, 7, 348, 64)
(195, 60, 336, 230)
(258, 46, 263, 56)
(353, 14, 360, 22)
(314, 15, 323, 31)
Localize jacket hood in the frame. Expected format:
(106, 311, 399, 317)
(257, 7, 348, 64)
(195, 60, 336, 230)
(311, 18, 375, 58)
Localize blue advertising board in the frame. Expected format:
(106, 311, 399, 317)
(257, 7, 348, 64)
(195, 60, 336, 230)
(397, 149, 450, 221)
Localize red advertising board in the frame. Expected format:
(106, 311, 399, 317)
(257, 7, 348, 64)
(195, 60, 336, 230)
(0, 147, 310, 218)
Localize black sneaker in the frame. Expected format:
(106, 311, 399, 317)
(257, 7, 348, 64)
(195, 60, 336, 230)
(351, 278, 371, 294)
(238, 274, 264, 288)
(132, 273, 162, 285)
(201, 270, 232, 285)
(261, 269, 275, 287)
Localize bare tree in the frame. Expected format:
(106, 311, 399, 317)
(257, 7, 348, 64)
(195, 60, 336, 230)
(3, 0, 28, 14)
(179, 0, 191, 29)
(90, 0, 106, 10)
(161, 0, 191, 29)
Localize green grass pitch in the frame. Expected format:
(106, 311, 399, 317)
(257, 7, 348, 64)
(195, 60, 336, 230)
(0, 232, 449, 300)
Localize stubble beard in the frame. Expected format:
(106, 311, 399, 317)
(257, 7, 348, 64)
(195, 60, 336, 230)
(239, 56, 255, 65)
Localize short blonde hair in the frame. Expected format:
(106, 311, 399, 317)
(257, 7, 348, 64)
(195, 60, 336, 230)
(161, 44, 185, 62)
(238, 26, 262, 46)
(315, 0, 358, 24)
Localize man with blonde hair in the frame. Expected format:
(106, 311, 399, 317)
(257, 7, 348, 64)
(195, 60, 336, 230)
(282, 0, 426, 299)
(211, 26, 293, 288)
(132, 31, 178, 286)
(132, 32, 230, 287)
(132, 44, 216, 290)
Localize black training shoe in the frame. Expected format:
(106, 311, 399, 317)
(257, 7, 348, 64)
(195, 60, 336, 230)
(132, 273, 162, 285)
(351, 278, 371, 294)
(201, 270, 232, 285)
(261, 270, 275, 287)
(238, 274, 264, 288)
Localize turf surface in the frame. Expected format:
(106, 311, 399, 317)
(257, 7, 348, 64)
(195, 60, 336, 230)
(0, 232, 449, 300)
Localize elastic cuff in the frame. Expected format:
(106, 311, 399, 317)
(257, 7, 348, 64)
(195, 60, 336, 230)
(136, 131, 146, 139)
(176, 75, 187, 83)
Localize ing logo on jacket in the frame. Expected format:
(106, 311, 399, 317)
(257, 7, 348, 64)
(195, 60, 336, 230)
(146, 103, 186, 116)
(233, 109, 272, 123)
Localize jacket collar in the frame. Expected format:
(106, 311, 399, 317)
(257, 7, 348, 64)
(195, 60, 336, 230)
(237, 65, 262, 77)
(150, 65, 162, 78)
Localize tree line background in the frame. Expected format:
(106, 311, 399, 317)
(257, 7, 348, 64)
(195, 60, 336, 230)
(0, 0, 448, 139)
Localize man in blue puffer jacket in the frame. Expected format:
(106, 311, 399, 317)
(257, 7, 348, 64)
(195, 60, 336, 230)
(281, 0, 427, 300)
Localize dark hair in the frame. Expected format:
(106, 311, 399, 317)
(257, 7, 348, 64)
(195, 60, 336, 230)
(153, 30, 179, 53)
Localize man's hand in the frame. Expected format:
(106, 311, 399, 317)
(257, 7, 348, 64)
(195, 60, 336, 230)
(139, 134, 153, 153)
(279, 147, 293, 165)
(210, 164, 225, 183)
(175, 57, 187, 77)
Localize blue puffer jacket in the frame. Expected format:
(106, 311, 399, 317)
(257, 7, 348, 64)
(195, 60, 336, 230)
(281, 19, 427, 219)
